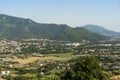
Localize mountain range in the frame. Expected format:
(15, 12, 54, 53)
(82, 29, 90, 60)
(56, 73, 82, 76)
(83, 25, 120, 37)
(0, 14, 106, 42)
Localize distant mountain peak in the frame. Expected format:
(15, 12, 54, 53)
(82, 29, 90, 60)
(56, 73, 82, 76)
(83, 24, 120, 37)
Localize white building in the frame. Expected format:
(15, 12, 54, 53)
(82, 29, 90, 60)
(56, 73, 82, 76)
(1, 71, 10, 75)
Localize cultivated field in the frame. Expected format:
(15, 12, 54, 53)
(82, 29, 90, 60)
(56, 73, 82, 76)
(111, 75, 120, 80)
(11, 53, 78, 64)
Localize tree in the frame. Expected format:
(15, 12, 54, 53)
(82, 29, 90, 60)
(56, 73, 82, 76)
(63, 56, 110, 80)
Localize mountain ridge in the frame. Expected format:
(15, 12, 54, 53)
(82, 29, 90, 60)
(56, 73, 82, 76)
(0, 14, 106, 42)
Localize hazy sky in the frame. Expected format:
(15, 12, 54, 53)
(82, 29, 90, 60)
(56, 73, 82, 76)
(0, 0, 120, 31)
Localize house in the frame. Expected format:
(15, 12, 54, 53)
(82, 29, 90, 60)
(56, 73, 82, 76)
(0, 58, 6, 61)
(1, 71, 10, 75)
(9, 64, 13, 68)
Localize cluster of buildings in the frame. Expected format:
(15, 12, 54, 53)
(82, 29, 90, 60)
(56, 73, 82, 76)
(0, 39, 81, 54)
(0, 39, 21, 53)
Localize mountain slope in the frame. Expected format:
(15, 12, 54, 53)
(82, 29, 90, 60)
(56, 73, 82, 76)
(83, 25, 120, 37)
(0, 14, 106, 42)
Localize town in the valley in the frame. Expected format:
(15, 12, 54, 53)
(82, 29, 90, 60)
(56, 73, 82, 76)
(0, 38, 120, 80)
